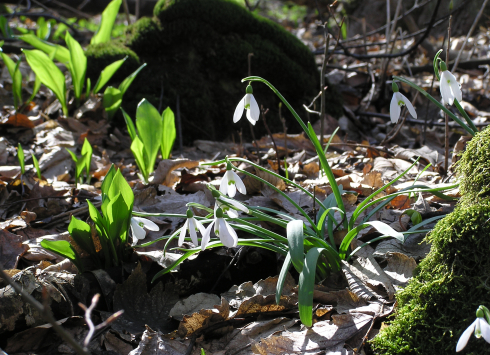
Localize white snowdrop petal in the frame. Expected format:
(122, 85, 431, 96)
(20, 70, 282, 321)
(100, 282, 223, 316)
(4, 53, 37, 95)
(194, 218, 206, 236)
(456, 320, 477, 352)
(449, 79, 462, 102)
(131, 219, 146, 240)
(233, 96, 246, 123)
(178, 220, 188, 246)
(201, 221, 215, 250)
(249, 94, 260, 122)
(188, 219, 199, 246)
(133, 217, 159, 231)
(405, 100, 417, 119)
(224, 220, 239, 247)
(227, 182, 237, 198)
(390, 95, 401, 123)
(480, 318, 490, 344)
(226, 208, 239, 218)
(219, 174, 229, 195)
(233, 173, 247, 195)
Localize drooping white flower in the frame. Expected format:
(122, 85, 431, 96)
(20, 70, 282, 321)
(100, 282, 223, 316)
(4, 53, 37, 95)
(440, 69, 462, 106)
(233, 84, 260, 125)
(390, 82, 417, 124)
(178, 209, 206, 246)
(130, 216, 159, 245)
(215, 194, 249, 218)
(456, 307, 490, 352)
(220, 162, 246, 198)
(201, 208, 238, 250)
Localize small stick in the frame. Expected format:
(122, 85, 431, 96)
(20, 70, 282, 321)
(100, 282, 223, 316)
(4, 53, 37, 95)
(122, 0, 131, 25)
(261, 106, 282, 174)
(0, 264, 89, 355)
(247, 53, 259, 150)
(445, 16, 452, 176)
(320, 28, 331, 149)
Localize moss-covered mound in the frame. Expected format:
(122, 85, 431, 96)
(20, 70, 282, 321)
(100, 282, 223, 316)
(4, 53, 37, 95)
(371, 199, 490, 354)
(86, 0, 340, 143)
(457, 126, 490, 201)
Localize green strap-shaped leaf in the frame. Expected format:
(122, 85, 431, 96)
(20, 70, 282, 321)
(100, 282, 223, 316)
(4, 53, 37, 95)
(40, 239, 83, 272)
(36, 17, 51, 40)
(65, 31, 86, 102)
(136, 99, 163, 179)
(68, 216, 96, 255)
(92, 56, 126, 94)
(275, 252, 292, 304)
(121, 107, 137, 141)
(119, 63, 147, 95)
(0, 52, 23, 108)
(32, 154, 41, 179)
(161, 107, 176, 159)
(298, 247, 323, 327)
(19, 34, 70, 63)
(131, 136, 147, 181)
(17, 143, 25, 175)
(81, 138, 93, 183)
(102, 86, 122, 120)
(90, 0, 122, 45)
(339, 221, 404, 260)
(287, 220, 304, 273)
(107, 169, 134, 213)
(24, 49, 67, 116)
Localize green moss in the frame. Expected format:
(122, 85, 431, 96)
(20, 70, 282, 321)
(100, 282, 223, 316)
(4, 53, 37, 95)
(457, 126, 490, 201)
(86, 0, 343, 143)
(85, 41, 140, 83)
(371, 199, 490, 355)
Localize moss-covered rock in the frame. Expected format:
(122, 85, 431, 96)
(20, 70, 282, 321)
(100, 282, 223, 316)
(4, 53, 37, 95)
(85, 41, 140, 81)
(86, 0, 341, 143)
(457, 126, 490, 202)
(371, 199, 490, 354)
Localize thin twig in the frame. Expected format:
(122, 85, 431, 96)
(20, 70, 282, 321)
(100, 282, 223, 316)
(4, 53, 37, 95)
(0, 264, 89, 355)
(261, 106, 282, 174)
(444, 16, 452, 175)
(452, 0, 490, 72)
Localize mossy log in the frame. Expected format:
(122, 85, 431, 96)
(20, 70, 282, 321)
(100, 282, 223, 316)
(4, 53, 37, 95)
(86, 0, 343, 143)
(372, 127, 490, 354)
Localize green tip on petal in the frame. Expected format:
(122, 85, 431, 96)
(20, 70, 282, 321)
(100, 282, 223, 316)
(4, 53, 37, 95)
(211, 190, 220, 198)
(440, 60, 447, 72)
(246, 84, 253, 94)
(186, 209, 194, 218)
(216, 207, 224, 218)
(477, 307, 485, 318)
(392, 81, 399, 93)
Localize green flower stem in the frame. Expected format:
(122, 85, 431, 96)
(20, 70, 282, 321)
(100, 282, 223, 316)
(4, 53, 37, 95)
(393, 75, 475, 136)
(231, 218, 288, 242)
(132, 211, 188, 219)
(242, 76, 347, 229)
(352, 184, 458, 228)
(234, 166, 319, 234)
(349, 158, 420, 229)
(204, 157, 328, 211)
(454, 99, 478, 134)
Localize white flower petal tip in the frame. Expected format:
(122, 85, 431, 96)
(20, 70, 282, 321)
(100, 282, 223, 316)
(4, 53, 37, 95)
(179, 217, 206, 247)
(456, 317, 490, 352)
(233, 93, 259, 124)
(131, 217, 159, 244)
(220, 170, 246, 197)
(390, 92, 417, 124)
(440, 70, 462, 106)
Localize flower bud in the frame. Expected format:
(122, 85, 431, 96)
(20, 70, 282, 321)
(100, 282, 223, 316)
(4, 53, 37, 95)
(392, 81, 399, 93)
(186, 209, 194, 218)
(216, 207, 224, 218)
(226, 160, 233, 170)
(477, 307, 485, 318)
(246, 84, 253, 94)
(440, 60, 447, 72)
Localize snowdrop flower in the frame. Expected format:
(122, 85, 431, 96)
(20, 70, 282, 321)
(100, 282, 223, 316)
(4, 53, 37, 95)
(201, 208, 238, 250)
(439, 61, 462, 106)
(456, 306, 490, 352)
(220, 161, 246, 198)
(130, 216, 159, 245)
(178, 209, 206, 246)
(233, 83, 260, 125)
(213, 190, 249, 218)
(390, 82, 417, 124)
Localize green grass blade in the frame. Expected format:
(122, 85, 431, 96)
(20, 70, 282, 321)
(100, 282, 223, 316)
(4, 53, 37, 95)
(121, 107, 137, 141)
(65, 31, 86, 101)
(136, 99, 163, 178)
(161, 107, 176, 159)
(298, 247, 323, 327)
(93, 56, 126, 94)
(287, 220, 305, 273)
(276, 252, 292, 304)
(91, 0, 122, 45)
(23, 49, 67, 116)
(17, 143, 25, 175)
(119, 62, 147, 95)
(32, 154, 41, 179)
